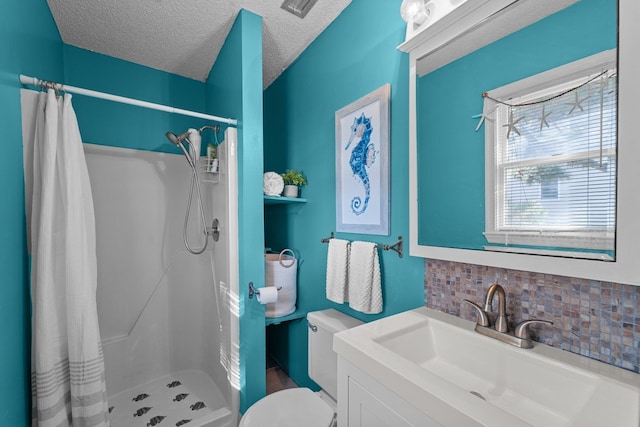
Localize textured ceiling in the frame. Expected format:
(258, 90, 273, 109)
(46, 0, 351, 88)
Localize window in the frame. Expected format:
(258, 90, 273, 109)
(484, 50, 617, 259)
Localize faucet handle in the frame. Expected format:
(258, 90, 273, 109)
(514, 319, 554, 339)
(462, 299, 490, 327)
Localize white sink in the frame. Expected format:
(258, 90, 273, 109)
(334, 307, 640, 427)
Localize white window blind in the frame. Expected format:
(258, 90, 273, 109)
(484, 50, 617, 257)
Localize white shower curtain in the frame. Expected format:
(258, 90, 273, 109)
(27, 89, 110, 427)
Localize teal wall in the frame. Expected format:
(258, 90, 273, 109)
(62, 46, 207, 153)
(417, 0, 617, 249)
(207, 10, 265, 412)
(0, 0, 63, 424)
(263, 0, 425, 389)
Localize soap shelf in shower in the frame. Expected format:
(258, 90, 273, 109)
(199, 158, 221, 183)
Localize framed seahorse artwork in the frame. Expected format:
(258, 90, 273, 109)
(335, 83, 390, 235)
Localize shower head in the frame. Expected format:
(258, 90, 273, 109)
(166, 125, 220, 169)
(165, 130, 195, 169)
(165, 130, 190, 146)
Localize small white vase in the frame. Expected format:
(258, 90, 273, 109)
(283, 185, 299, 198)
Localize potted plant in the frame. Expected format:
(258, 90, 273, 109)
(280, 169, 307, 198)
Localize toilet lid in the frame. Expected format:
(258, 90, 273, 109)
(239, 388, 334, 427)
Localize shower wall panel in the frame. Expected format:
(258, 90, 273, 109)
(85, 145, 228, 397)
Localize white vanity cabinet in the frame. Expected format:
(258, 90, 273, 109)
(337, 358, 442, 427)
(334, 308, 640, 427)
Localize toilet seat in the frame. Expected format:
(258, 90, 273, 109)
(239, 388, 334, 427)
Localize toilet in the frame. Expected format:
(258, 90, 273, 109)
(239, 309, 363, 427)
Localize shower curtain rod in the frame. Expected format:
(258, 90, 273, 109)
(19, 74, 238, 126)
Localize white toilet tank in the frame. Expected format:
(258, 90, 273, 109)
(307, 309, 363, 400)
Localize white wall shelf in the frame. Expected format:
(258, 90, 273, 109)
(264, 195, 307, 205)
(265, 309, 306, 326)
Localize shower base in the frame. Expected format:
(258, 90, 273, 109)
(108, 370, 232, 427)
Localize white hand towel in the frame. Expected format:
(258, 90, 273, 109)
(348, 241, 382, 314)
(326, 238, 350, 303)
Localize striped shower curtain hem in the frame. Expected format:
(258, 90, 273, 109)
(31, 351, 110, 426)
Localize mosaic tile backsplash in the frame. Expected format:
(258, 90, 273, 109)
(424, 259, 640, 373)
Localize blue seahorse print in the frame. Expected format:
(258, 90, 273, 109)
(345, 113, 376, 215)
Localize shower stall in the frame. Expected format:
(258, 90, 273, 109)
(21, 82, 240, 427)
(84, 132, 239, 427)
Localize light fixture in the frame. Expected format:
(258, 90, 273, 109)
(400, 0, 430, 26)
(400, 0, 469, 41)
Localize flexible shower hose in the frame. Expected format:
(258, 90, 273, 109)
(183, 166, 209, 255)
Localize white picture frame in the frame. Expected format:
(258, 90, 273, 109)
(335, 83, 390, 235)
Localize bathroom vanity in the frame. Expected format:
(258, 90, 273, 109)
(336, 359, 444, 427)
(334, 307, 640, 427)
(332, 1, 640, 424)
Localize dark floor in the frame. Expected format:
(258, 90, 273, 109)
(266, 354, 298, 395)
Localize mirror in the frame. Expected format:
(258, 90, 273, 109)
(407, 0, 640, 285)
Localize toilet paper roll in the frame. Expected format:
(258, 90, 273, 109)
(256, 286, 278, 304)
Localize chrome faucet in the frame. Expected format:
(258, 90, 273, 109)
(463, 283, 553, 349)
(483, 283, 508, 333)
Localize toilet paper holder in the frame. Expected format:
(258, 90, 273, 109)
(248, 282, 282, 299)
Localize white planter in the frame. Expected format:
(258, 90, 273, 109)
(283, 185, 299, 198)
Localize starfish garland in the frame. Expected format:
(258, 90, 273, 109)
(472, 105, 496, 131)
(565, 91, 590, 115)
(595, 71, 617, 95)
(503, 108, 523, 139)
(538, 104, 551, 131)
(477, 70, 615, 139)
